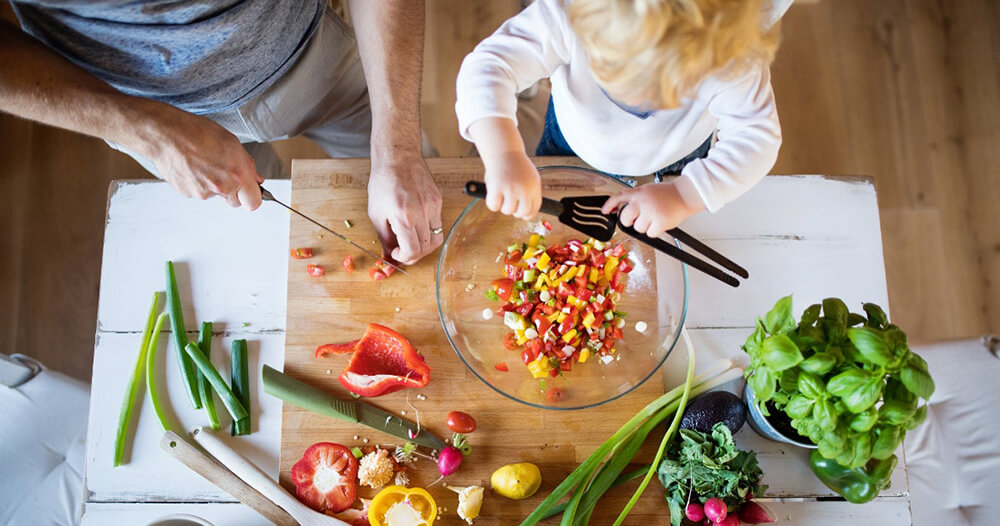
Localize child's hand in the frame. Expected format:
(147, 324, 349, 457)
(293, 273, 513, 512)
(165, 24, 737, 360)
(601, 182, 704, 238)
(483, 151, 542, 219)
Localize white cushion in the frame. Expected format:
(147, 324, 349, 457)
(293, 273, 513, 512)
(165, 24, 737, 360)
(905, 337, 1000, 526)
(0, 368, 89, 526)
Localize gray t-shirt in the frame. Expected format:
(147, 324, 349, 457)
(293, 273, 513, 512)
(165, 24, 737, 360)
(11, 0, 325, 114)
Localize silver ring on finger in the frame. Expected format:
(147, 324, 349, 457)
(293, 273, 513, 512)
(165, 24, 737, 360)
(431, 227, 444, 235)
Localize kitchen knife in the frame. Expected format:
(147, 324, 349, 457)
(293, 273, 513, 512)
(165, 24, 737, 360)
(261, 365, 445, 450)
(258, 184, 408, 276)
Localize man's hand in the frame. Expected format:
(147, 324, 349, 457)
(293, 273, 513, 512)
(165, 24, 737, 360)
(367, 154, 443, 265)
(139, 107, 264, 210)
(601, 182, 705, 238)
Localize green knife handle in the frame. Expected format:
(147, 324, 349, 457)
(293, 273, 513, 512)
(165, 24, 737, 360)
(261, 365, 358, 423)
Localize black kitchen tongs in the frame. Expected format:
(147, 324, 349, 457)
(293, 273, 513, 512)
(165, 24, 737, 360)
(464, 180, 748, 287)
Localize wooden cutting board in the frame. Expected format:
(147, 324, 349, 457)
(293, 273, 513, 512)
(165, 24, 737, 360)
(281, 158, 674, 525)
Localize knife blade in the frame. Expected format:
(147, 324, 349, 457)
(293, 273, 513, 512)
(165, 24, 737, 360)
(261, 365, 444, 450)
(259, 185, 408, 276)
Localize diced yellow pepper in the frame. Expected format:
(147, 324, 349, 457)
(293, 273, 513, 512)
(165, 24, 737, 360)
(546, 312, 560, 323)
(517, 334, 529, 346)
(605, 256, 620, 281)
(588, 267, 600, 283)
(528, 356, 549, 378)
(524, 246, 541, 259)
(582, 312, 596, 330)
(567, 295, 581, 308)
(577, 265, 588, 279)
(557, 266, 579, 283)
(556, 312, 568, 323)
(571, 336, 583, 348)
(533, 275, 548, 290)
(536, 252, 551, 271)
(561, 329, 578, 343)
(579, 348, 591, 363)
(528, 234, 541, 247)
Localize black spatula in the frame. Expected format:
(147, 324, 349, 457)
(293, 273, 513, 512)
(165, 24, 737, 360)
(463, 180, 748, 287)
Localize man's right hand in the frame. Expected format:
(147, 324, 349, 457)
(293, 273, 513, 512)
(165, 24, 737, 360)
(137, 108, 264, 210)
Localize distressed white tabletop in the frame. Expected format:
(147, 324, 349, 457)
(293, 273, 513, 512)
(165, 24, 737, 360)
(83, 175, 911, 525)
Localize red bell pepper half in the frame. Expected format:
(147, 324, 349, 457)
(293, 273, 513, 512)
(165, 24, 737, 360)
(315, 324, 431, 397)
(290, 442, 358, 513)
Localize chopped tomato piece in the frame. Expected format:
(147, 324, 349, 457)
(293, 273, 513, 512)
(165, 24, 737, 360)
(548, 367, 560, 377)
(611, 244, 627, 257)
(559, 360, 573, 372)
(589, 250, 606, 266)
(341, 255, 354, 273)
(491, 278, 515, 302)
(505, 249, 523, 265)
(494, 362, 509, 372)
(374, 260, 397, 277)
(521, 349, 537, 365)
(619, 257, 634, 273)
(369, 267, 387, 281)
(307, 264, 325, 277)
(503, 332, 520, 351)
(291, 247, 314, 259)
(505, 264, 524, 281)
(545, 387, 565, 402)
(542, 220, 553, 230)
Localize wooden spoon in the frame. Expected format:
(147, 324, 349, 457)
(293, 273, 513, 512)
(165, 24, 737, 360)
(189, 427, 350, 526)
(159, 431, 297, 526)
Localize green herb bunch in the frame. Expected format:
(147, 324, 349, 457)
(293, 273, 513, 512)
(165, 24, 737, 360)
(657, 423, 766, 526)
(743, 296, 935, 469)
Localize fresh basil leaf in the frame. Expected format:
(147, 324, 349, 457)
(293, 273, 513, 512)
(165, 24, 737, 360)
(822, 298, 849, 325)
(848, 433, 874, 469)
(872, 425, 902, 460)
(797, 372, 825, 399)
(827, 368, 871, 398)
(800, 303, 821, 327)
(835, 443, 855, 467)
(799, 325, 825, 345)
(743, 321, 767, 357)
(763, 295, 796, 335)
(847, 313, 867, 327)
(812, 399, 838, 431)
(842, 377, 883, 414)
(901, 365, 935, 399)
(849, 408, 878, 433)
(762, 334, 804, 371)
(748, 367, 777, 404)
(779, 368, 801, 392)
(800, 352, 837, 375)
(884, 377, 916, 405)
(847, 327, 893, 366)
(820, 318, 848, 344)
(883, 325, 909, 352)
(785, 395, 814, 419)
(818, 438, 843, 459)
(863, 303, 888, 329)
(907, 352, 929, 373)
(879, 400, 917, 425)
(905, 405, 928, 430)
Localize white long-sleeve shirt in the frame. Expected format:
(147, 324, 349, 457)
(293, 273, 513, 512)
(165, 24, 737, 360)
(455, 0, 784, 213)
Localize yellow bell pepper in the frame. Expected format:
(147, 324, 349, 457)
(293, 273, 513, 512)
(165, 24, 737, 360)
(561, 328, 578, 343)
(605, 256, 620, 281)
(556, 312, 568, 323)
(533, 274, 549, 291)
(556, 266, 579, 283)
(536, 252, 551, 271)
(528, 234, 541, 248)
(588, 267, 600, 283)
(528, 356, 550, 378)
(576, 265, 588, 280)
(582, 312, 596, 330)
(369, 486, 437, 526)
(579, 348, 591, 363)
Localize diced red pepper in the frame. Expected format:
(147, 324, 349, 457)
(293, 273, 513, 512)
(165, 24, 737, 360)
(505, 250, 523, 265)
(307, 264, 325, 277)
(548, 367, 560, 377)
(515, 302, 534, 317)
(558, 316, 576, 335)
(619, 257, 634, 274)
(315, 324, 430, 397)
(559, 360, 572, 372)
(574, 274, 588, 290)
(545, 387, 564, 402)
(521, 348, 538, 365)
(611, 244, 627, 257)
(491, 278, 515, 302)
(494, 362, 509, 372)
(589, 250, 606, 266)
(556, 282, 574, 299)
(534, 315, 553, 335)
(291, 247, 314, 259)
(577, 288, 593, 302)
(342, 255, 354, 273)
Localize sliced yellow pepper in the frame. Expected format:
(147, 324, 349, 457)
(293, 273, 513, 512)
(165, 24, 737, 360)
(556, 266, 579, 283)
(588, 267, 600, 283)
(533, 275, 549, 291)
(566, 295, 581, 308)
(579, 348, 591, 363)
(582, 312, 597, 330)
(528, 234, 541, 248)
(536, 252, 551, 271)
(576, 265, 588, 280)
(605, 256, 620, 281)
(546, 312, 560, 323)
(561, 329, 578, 343)
(369, 486, 437, 526)
(527, 356, 550, 378)
(556, 312, 568, 323)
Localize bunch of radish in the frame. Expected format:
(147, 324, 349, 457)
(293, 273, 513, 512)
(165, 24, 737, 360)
(685, 497, 775, 525)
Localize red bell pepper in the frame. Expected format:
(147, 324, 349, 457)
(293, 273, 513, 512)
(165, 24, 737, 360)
(315, 324, 430, 397)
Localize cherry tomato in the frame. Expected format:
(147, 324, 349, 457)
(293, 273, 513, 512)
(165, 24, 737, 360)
(505, 249, 523, 265)
(503, 332, 521, 351)
(369, 267, 387, 281)
(306, 264, 324, 277)
(491, 278, 515, 302)
(342, 255, 354, 272)
(494, 362, 509, 372)
(545, 387, 565, 402)
(291, 247, 314, 259)
(446, 411, 477, 433)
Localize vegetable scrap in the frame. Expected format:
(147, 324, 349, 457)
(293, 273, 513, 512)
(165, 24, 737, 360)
(342, 255, 355, 272)
(369, 486, 437, 526)
(166, 261, 202, 409)
(290, 247, 314, 259)
(113, 292, 163, 467)
(290, 442, 359, 513)
(230, 339, 251, 436)
(359, 449, 396, 489)
(447, 485, 484, 524)
(315, 324, 430, 397)
(485, 235, 633, 379)
(307, 264, 325, 277)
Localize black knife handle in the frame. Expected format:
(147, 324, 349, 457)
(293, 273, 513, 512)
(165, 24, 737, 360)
(464, 180, 564, 216)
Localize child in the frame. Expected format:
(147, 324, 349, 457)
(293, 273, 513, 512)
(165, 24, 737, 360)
(456, 0, 786, 239)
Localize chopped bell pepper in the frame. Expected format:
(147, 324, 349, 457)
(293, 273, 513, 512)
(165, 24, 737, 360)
(315, 324, 431, 397)
(604, 256, 620, 281)
(809, 450, 897, 504)
(527, 356, 550, 378)
(536, 252, 551, 271)
(578, 348, 591, 363)
(368, 486, 437, 526)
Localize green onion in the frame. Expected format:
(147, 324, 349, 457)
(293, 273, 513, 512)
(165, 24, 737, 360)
(613, 311, 628, 318)
(541, 466, 650, 520)
(182, 342, 248, 423)
(145, 311, 174, 433)
(113, 292, 162, 467)
(197, 322, 220, 430)
(520, 358, 741, 526)
(524, 269, 536, 282)
(485, 289, 499, 301)
(166, 261, 201, 409)
(230, 339, 251, 436)
(351, 447, 364, 459)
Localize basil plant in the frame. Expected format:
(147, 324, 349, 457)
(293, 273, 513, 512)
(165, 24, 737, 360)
(742, 296, 934, 469)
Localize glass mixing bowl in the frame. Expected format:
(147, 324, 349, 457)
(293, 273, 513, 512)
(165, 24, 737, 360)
(436, 165, 688, 410)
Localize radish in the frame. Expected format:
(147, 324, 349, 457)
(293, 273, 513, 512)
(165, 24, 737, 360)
(716, 515, 740, 526)
(685, 502, 705, 521)
(739, 500, 776, 524)
(703, 498, 727, 523)
(437, 446, 463, 476)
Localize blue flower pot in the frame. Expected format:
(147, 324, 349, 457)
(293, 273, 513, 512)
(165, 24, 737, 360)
(744, 383, 817, 449)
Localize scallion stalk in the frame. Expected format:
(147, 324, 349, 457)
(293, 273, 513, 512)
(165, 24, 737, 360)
(166, 261, 201, 409)
(182, 342, 247, 423)
(113, 292, 162, 467)
(145, 311, 174, 433)
(542, 466, 650, 520)
(197, 322, 220, 430)
(230, 339, 250, 436)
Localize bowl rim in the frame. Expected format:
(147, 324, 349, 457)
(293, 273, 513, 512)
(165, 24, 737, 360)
(435, 165, 690, 410)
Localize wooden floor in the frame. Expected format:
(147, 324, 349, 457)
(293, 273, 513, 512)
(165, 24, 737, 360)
(1, 0, 997, 381)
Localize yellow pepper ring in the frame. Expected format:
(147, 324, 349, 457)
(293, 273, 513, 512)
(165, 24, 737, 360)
(368, 486, 438, 526)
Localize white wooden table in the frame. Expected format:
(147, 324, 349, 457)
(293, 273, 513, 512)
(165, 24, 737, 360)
(83, 175, 912, 525)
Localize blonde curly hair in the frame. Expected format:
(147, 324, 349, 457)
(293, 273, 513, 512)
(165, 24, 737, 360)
(568, 0, 780, 109)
